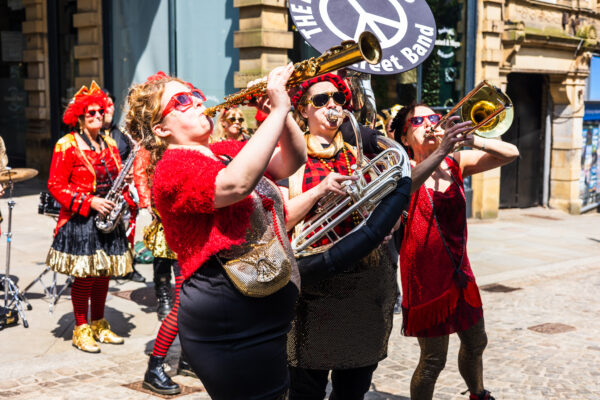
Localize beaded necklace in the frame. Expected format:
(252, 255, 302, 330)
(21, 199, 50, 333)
(316, 143, 361, 226)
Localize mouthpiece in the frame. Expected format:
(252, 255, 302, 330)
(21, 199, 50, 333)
(325, 109, 342, 123)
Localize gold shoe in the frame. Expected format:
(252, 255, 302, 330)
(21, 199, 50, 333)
(72, 324, 101, 353)
(90, 318, 125, 344)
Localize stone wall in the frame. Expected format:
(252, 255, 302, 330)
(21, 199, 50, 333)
(22, 0, 51, 176)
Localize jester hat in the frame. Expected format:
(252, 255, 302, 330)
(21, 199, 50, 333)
(62, 81, 109, 127)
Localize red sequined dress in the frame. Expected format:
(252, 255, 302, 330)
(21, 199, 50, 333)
(400, 156, 483, 337)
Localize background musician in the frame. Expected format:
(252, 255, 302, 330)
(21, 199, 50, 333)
(46, 82, 132, 353)
(392, 103, 519, 400)
(210, 107, 249, 142)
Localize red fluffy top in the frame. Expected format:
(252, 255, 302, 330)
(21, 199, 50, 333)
(62, 81, 108, 127)
(152, 140, 256, 279)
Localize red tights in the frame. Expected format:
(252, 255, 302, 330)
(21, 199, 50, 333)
(152, 272, 184, 358)
(71, 276, 110, 326)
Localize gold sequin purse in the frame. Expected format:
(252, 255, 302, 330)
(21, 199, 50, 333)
(217, 195, 291, 298)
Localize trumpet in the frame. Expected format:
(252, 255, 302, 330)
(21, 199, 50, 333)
(426, 81, 514, 140)
(204, 31, 382, 117)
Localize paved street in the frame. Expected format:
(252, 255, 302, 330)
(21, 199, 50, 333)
(0, 183, 599, 399)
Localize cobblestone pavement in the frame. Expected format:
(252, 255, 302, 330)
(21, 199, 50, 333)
(0, 190, 599, 399)
(1, 264, 597, 399)
(369, 264, 600, 400)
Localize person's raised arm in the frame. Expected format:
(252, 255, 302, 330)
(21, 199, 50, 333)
(454, 135, 519, 177)
(409, 118, 472, 194)
(214, 63, 294, 208)
(266, 113, 307, 181)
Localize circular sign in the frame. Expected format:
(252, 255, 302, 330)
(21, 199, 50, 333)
(289, 0, 437, 75)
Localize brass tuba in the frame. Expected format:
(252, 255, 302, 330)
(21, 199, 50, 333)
(291, 110, 411, 257)
(204, 31, 382, 117)
(431, 81, 514, 139)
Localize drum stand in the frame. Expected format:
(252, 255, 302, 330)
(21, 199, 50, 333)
(1, 175, 32, 328)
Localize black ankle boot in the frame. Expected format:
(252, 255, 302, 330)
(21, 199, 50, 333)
(143, 355, 181, 395)
(155, 274, 173, 321)
(469, 390, 495, 400)
(124, 265, 146, 282)
(177, 354, 198, 378)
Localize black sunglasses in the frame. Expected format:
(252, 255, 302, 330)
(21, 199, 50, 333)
(305, 91, 346, 108)
(227, 117, 244, 123)
(86, 109, 105, 117)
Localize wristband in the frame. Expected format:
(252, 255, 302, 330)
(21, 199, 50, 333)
(481, 138, 486, 151)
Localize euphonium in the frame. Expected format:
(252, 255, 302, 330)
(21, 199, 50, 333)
(204, 31, 382, 117)
(291, 110, 411, 257)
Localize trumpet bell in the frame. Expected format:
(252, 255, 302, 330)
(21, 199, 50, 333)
(460, 83, 514, 138)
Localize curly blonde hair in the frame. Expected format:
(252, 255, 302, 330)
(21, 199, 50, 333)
(124, 75, 187, 176)
(210, 108, 247, 143)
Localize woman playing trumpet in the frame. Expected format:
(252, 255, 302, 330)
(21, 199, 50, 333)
(392, 102, 519, 400)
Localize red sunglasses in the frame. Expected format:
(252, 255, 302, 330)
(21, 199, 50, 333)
(86, 108, 105, 117)
(404, 113, 442, 132)
(161, 89, 206, 119)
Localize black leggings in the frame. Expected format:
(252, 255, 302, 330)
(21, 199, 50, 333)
(289, 364, 378, 400)
(411, 318, 488, 400)
(178, 259, 298, 400)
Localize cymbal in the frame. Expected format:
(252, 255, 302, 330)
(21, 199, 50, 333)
(0, 168, 39, 184)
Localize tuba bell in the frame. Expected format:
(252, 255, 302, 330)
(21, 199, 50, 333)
(432, 81, 514, 139)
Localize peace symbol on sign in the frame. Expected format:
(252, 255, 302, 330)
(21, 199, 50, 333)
(319, 0, 408, 49)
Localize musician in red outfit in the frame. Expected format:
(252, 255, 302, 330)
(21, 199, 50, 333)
(125, 65, 306, 400)
(46, 81, 133, 353)
(391, 103, 519, 400)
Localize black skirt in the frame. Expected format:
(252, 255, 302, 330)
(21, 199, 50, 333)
(178, 257, 298, 400)
(46, 213, 133, 277)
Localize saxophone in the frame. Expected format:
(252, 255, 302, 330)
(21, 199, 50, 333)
(203, 31, 382, 117)
(94, 130, 139, 233)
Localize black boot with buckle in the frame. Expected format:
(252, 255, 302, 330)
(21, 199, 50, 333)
(143, 355, 181, 395)
(155, 273, 173, 321)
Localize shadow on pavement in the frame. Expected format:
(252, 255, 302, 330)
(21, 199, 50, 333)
(51, 305, 136, 340)
(367, 389, 409, 400)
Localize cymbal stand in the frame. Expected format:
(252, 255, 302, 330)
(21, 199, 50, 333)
(1, 170, 32, 328)
(22, 266, 72, 314)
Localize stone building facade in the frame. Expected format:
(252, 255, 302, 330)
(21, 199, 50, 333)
(473, 0, 599, 216)
(4, 0, 598, 216)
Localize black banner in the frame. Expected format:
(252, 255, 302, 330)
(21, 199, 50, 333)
(289, 0, 436, 75)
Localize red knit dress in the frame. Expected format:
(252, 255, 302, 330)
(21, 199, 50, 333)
(400, 157, 483, 337)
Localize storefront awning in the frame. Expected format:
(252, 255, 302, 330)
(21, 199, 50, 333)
(583, 101, 600, 121)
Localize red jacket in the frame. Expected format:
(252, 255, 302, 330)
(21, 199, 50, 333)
(133, 147, 152, 209)
(48, 133, 122, 235)
(153, 141, 255, 279)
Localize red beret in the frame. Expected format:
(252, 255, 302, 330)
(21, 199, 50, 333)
(291, 73, 352, 110)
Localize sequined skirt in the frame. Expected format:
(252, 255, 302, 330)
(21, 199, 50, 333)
(46, 213, 133, 278)
(287, 247, 398, 369)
